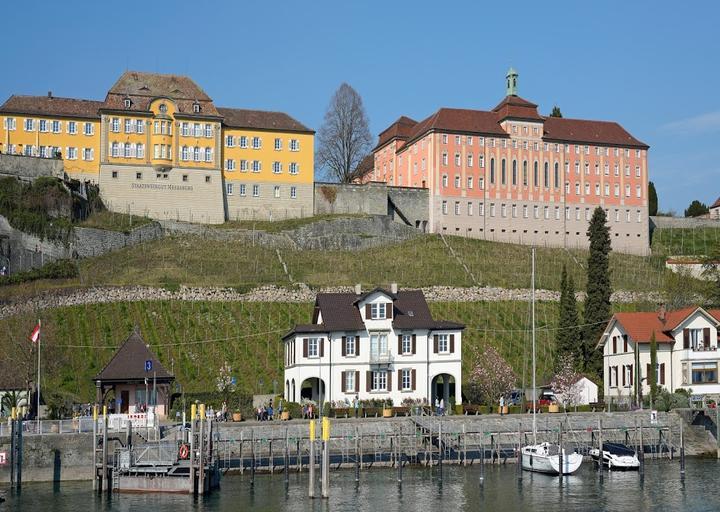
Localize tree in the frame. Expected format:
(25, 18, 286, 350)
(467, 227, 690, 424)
(316, 83, 373, 183)
(649, 331, 658, 408)
(584, 207, 612, 376)
(702, 241, 720, 306)
(556, 264, 581, 368)
(467, 346, 516, 405)
(684, 200, 709, 218)
(215, 362, 236, 403)
(648, 181, 658, 216)
(550, 106, 563, 118)
(550, 354, 581, 409)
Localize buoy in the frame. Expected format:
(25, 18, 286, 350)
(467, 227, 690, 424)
(179, 443, 190, 460)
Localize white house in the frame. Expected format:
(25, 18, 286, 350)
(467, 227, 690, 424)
(282, 285, 464, 407)
(710, 196, 720, 219)
(555, 376, 599, 406)
(598, 306, 720, 401)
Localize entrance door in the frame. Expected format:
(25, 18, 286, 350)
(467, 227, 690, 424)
(120, 390, 129, 414)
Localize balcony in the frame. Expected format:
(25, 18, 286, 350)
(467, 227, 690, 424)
(369, 352, 393, 366)
(691, 345, 717, 353)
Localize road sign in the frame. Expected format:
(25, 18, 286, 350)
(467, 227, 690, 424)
(145, 360, 152, 372)
(0, 451, 7, 465)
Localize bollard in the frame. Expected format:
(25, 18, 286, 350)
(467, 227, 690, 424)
(308, 420, 316, 498)
(558, 425, 564, 481)
(284, 429, 290, 487)
(479, 434, 485, 484)
(680, 420, 685, 478)
(355, 426, 360, 483)
(321, 417, 330, 499)
(517, 423, 522, 480)
(639, 423, 645, 480)
(598, 419, 603, 482)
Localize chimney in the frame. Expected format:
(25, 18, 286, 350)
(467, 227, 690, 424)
(658, 303, 666, 323)
(354, 284, 362, 295)
(390, 282, 398, 294)
(47, 91, 52, 98)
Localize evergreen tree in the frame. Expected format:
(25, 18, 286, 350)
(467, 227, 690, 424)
(684, 200, 709, 217)
(649, 331, 658, 408)
(556, 264, 581, 369)
(583, 207, 612, 376)
(648, 181, 658, 216)
(550, 106, 563, 118)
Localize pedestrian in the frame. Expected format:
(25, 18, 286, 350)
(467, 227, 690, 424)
(221, 401, 227, 422)
(499, 395, 505, 416)
(434, 397, 440, 416)
(439, 398, 445, 416)
(302, 403, 307, 419)
(353, 394, 359, 418)
(267, 403, 274, 421)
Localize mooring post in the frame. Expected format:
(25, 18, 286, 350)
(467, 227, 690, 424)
(239, 430, 244, 475)
(189, 403, 196, 493)
(321, 417, 330, 499)
(355, 426, 360, 483)
(639, 422, 645, 479)
(598, 419, 603, 482)
(558, 424, 564, 481)
(716, 404, 720, 460)
(269, 438, 274, 475)
(251, 429, 256, 486)
(285, 428, 290, 486)
(10, 409, 16, 491)
(463, 423, 467, 467)
(101, 406, 108, 493)
(680, 419, 685, 478)
(479, 432, 485, 484)
(517, 422, 522, 480)
(199, 404, 205, 494)
(438, 422, 443, 482)
(308, 420, 316, 498)
(91, 405, 97, 492)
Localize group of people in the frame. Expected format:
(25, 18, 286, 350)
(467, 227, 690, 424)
(434, 397, 446, 416)
(256, 399, 280, 421)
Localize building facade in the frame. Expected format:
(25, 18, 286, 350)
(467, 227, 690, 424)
(0, 71, 314, 223)
(598, 306, 720, 401)
(371, 69, 650, 254)
(282, 286, 464, 407)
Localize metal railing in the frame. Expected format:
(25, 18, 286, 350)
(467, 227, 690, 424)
(0, 417, 97, 436)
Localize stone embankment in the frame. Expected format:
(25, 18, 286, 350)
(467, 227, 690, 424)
(0, 284, 663, 320)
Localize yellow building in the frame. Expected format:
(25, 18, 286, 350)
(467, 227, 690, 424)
(0, 71, 314, 223)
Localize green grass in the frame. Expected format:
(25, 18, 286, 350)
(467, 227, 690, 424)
(0, 300, 653, 402)
(219, 213, 369, 233)
(77, 210, 153, 232)
(651, 226, 720, 257)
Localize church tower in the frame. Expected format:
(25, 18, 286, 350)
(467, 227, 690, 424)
(506, 67, 518, 96)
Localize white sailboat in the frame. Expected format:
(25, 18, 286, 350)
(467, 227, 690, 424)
(520, 247, 583, 476)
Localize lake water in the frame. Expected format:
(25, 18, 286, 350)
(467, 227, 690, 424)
(4, 459, 720, 511)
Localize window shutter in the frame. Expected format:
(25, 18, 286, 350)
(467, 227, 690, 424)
(342, 336, 347, 357)
(355, 371, 360, 392)
(646, 363, 651, 383)
(365, 304, 371, 318)
(341, 371, 346, 392)
(355, 336, 360, 357)
(387, 304, 393, 319)
(683, 329, 689, 349)
(660, 363, 665, 385)
(622, 366, 626, 387)
(398, 335, 403, 355)
(623, 335, 628, 352)
(434, 335, 439, 354)
(397, 369, 402, 391)
(612, 336, 617, 354)
(319, 338, 324, 358)
(450, 334, 455, 353)
(412, 369, 417, 390)
(704, 327, 711, 346)
(412, 334, 417, 354)
(303, 338, 308, 358)
(366, 371, 371, 392)
(387, 371, 392, 392)
(630, 365, 634, 387)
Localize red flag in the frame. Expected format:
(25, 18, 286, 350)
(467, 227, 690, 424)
(29, 323, 40, 344)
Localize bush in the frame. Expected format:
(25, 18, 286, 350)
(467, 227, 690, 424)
(657, 388, 690, 412)
(0, 259, 78, 286)
(169, 391, 253, 419)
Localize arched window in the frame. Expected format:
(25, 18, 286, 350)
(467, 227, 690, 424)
(554, 162, 560, 188)
(522, 160, 528, 186)
(544, 162, 549, 188)
(512, 160, 517, 186)
(501, 159, 506, 185)
(193, 146, 200, 161)
(533, 161, 539, 187)
(205, 147, 212, 162)
(291, 379, 296, 402)
(286, 380, 289, 400)
(490, 158, 495, 184)
(181, 146, 188, 161)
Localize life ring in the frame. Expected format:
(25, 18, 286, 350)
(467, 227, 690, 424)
(179, 443, 190, 459)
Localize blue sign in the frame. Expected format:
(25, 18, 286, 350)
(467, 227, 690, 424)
(145, 360, 153, 372)
(231, 377, 237, 385)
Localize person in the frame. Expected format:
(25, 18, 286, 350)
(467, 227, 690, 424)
(302, 403, 308, 419)
(434, 397, 440, 416)
(221, 401, 228, 422)
(499, 395, 505, 417)
(256, 406, 262, 422)
(277, 400, 283, 419)
(308, 404, 314, 419)
(353, 395, 359, 418)
(439, 398, 445, 416)
(267, 403, 274, 421)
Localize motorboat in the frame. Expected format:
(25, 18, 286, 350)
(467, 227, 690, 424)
(589, 442, 640, 470)
(521, 442, 583, 475)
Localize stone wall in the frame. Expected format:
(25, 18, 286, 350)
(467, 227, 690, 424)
(0, 433, 94, 483)
(387, 186, 429, 230)
(71, 222, 164, 258)
(0, 153, 64, 182)
(651, 216, 720, 229)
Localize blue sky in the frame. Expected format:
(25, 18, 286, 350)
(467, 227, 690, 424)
(2, 1, 718, 213)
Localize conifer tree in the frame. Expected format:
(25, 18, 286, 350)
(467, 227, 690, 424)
(584, 207, 612, 375)
(556, 264, 581, 369)
(649, 331, 658, 408)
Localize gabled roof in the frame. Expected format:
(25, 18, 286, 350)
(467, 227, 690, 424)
(375, 116, 417, 150)
(711, 197, 720, 209)
(492, 95, 543, 122)
(0, 95, 102, 119)
(102, 71, 220, 117)
(94, 330, 173, 383)
(543, 117, 648, 149)
(286, 289, 464, 338)
(218, 107, 312, 133)
(352, 287, 398, 304)
(397, 108, 508, 151)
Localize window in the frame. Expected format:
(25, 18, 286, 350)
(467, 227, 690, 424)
(442, 201, 448, 214)
(554, 163, 559, 188)
(4, 117, 16, 130)
(454, 153, 461, 166)
(290, 186, 297, 199)
(512, 204, 517, 218)
(437, 334, 449, 353)
(308, 338, 319, 357)
(226, 135, 235, 147)
(204, 124, 212, 137)
(111, 171, 118, 179)
(454, 175, 460, 188)
(585, 183, 590, 195)
(605, 183, 610, 196)
(692, 362, 717, 384)
(625, 184, 631, 197)
(274, 138, 282, 150)
(181, 146, 189, 161)
(575, 182, 581, 195)
(544, 206, 549, 219)
(289, 139, 299, 151)
(501, 203, 507, 217)
(239, 136, 248, 148)
(523, 205, 528, 218)
(625, 165, 630, 177)
(401, 335, 412, 355)
(371, 371, 387, 391)
(635, 166, 641, 177)
(467, 136, 473, 145)
(24, 118, 35, 131)
(595, 183, 600, 196)
(226, 159, 235, 171)
(479, 203, 485, 216)
(137, 144, 144, 159)
(501, 159, 506, 185)
(479, 177, 484, 189)
(467, 154, 473, 167)
(193, 123, 201, 137)
(467, 176, 473, 189)
(344, 371, 356, 392)
(522, 161, 528, 186)
(490, 158, 496, 184)
(23, 145, 33, 156)
(239, 184, 246, 196)
(39, 119, 48, 132)
(193, 146, 200, 161)
(614, 184, 620, 197)
(512, 160, 517, 186)
(543, 162, 549, 188)
(272, 161, 282, 174)
(490, 203, 495, 217)
(455, 135, 461, 144)
(274, 185, 280, 198)
(442, 174, 448, 188)
(193, 102, 200, 114)
(240, 160, 248, 171)
(51, 120, 61, 133)
(442, 134, 448, 144)
(454, 202, 460, 215)
(251, 137, 261, 149)
(252, 160, 261, 172)
(226, 183, 233, 195)
(39, 146, 48, 158)
(442, 152, 448, 166)
(252, 184, 260, 197)
(401, 369, 412, 390)
(111, 142, 119, 157)
(135, 172, 142, 180)
(83, 148, 93, 161)
(370, 302, 387, 319)
(124, 119, 133, 133)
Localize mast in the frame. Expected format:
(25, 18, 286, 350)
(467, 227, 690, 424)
(531, 248, 536, 443)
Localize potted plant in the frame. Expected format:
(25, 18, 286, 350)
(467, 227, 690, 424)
(232, 410, 242, 422)
(382, 398, 394, 418)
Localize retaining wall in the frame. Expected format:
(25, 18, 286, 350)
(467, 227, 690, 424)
(0, 153, 64, 182)
(0, 432, 93, 483)
(651, 216, 720, 229)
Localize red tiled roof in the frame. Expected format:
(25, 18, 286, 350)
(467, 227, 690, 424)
(543, 117, 648, 149)
(711, 197, 720, 209)
(0, 95, 102, 119)
(218, 107, 312, 133)
(611, 307, 720, 344)
(375, 116, 417, 150)
(492, 95, 543, 121)
(397, 108, 508, 151)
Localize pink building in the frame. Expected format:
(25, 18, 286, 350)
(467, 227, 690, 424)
(370, 69, 650, 254)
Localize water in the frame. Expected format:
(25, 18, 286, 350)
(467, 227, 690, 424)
(4, 459, 720, 511)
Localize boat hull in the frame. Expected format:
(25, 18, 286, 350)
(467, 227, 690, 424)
(521, 444, 583, 475)
(589, 448, 640, 470)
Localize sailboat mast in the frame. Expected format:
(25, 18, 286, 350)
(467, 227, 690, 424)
(531, 247, 536, 442)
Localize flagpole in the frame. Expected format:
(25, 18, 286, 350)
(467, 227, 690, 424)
(37, 318, 41, 432)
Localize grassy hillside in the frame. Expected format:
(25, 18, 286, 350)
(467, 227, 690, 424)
(1, 232, 680, 301)
(651, 226, 720, 256)
(0, 300, 652, 403)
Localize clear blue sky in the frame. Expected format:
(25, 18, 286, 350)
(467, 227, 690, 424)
(2, 1, 718, 214)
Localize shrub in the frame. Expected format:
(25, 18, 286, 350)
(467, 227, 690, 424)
(0, 259, 78, 286)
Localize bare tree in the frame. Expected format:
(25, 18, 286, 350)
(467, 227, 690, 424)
(316, 83, 373, 183)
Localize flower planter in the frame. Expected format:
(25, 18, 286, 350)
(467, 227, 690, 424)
(498, 405, 509, 415)
(232, 412, 242, 422)
(281, 411, 290, 421)
(382, 408, 393, 418)
(548, 404, 560, 413)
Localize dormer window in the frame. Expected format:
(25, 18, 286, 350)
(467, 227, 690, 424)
(124, 98, 131, 109)
(370, 303, 387, 320)
(193, 102, 200, 113)
(159, 103, 167, 114)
